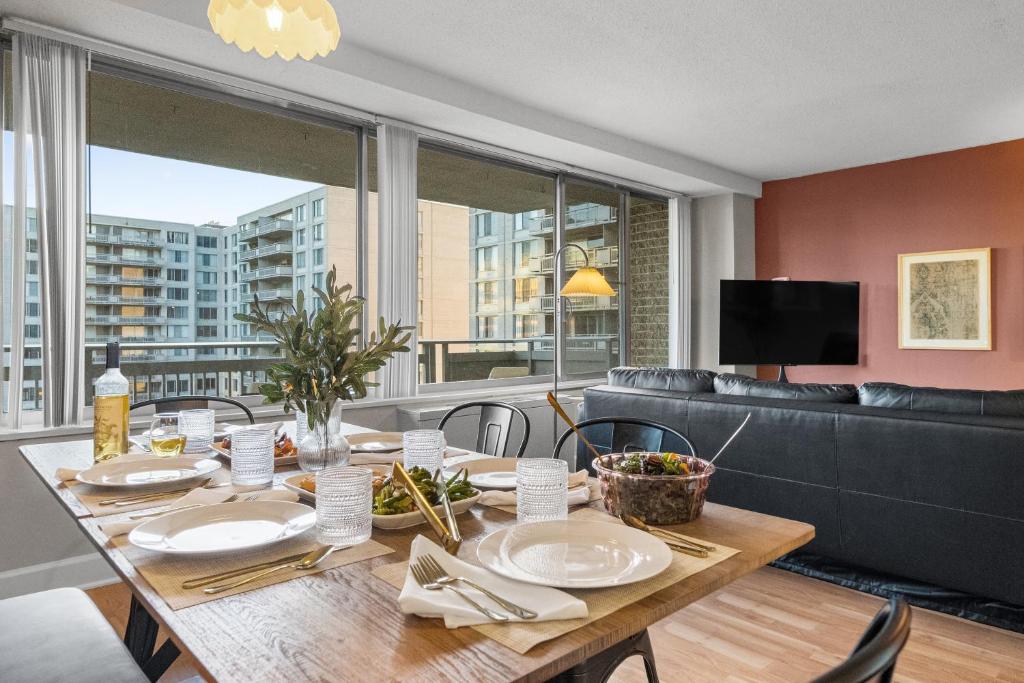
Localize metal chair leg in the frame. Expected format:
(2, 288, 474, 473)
(545, 628, 659, 682)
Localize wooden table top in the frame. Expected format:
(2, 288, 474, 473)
(21, 427, 814, 683)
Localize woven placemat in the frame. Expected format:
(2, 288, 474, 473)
(110, 530, 394, 610)
(372, 507, 739, 653)
(60, 452, 234, 517)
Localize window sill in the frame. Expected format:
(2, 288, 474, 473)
(0, 378, 603, 444)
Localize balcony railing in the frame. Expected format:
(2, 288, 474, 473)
(88, 295, 166, 305)
(86, 254, 160, 265)
(87, 234, 160, 246)
(538, 294, 618, 312)
(240, 243, 293, 261)
(418, 335, 618, 384)
(527, 205, 619, 235)
(239, 217, 294, 240)
(89, 315, 167, 325)
(242, 287, 292, 303)
(528, 245, 619, 274)
(87, 275, 165, 285)
(240, 265, 294, 282)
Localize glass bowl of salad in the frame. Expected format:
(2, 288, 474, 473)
(591, 452, 715, 525)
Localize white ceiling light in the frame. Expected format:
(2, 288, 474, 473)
(208, 0, 341, 61)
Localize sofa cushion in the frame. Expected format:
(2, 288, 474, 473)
(859, 382, 1024, 417)
(607, 366, 716, 393)
(714, 373, 857, 403)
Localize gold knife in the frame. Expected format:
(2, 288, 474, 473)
(181, 550, 311, 589)
(99, 478, 213, 506)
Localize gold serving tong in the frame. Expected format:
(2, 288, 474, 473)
(392, 462, 462, 555)
(547, 391, 603, 462)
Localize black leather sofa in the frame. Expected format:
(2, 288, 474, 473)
(580, 367, 1024, 606)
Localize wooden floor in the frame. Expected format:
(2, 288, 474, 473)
(88, 567, 1024, 682)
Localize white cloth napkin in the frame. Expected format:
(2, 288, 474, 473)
(56, 467, 82, 482)
(98, 488, 299, 537)
(477, 469, 592, 508)
(478, 485, 591, 508)
(398, 535, 588, 628)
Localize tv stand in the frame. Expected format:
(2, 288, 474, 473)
(777, 365, 792, 383)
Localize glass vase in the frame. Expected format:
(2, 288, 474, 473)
(297, 402, 351, 472)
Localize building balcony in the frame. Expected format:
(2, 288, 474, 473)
(88, 295, 166, 305)
(239, 217, 294, 241)
(86, 335, 158, 343)
(528, 245, 619, 274)
(240, 243, 293, 261)
(242, 287, 292, 303)
(538, 293, 618, 312)
(87, 253, 161, 265)
(87, 274, 165, 285)
(87, 234, 160, 246)
(240, 265, 293, 282)
(88, 315, 167, 325)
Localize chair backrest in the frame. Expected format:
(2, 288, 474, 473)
(437, 401, 531, 458)
(810, 598, 911, 683)
(129, 395, 256, 424)
(553, 416, 697, 472)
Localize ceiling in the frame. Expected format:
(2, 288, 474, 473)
(8, 0, 1024, 190)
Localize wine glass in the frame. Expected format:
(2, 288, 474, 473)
(148, 413, 186, 458)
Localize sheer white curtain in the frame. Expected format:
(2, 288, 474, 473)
(376, 123, 419, 398)
(7, 34, 87, 427)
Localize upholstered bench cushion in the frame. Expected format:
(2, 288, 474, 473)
(714, 373, 858, 403)
(0, 587, 147, 683)
(859, 381, 1024, 417)
(608, 366, 717, 393)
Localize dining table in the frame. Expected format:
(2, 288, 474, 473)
(19, 419, 815, 683)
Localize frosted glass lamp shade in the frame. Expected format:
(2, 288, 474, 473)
(208, 0, 341, 61)
(560, 267, 615, 297)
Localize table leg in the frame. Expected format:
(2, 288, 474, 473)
(545, 629, 659, 682)
(124, 594, 181, 682)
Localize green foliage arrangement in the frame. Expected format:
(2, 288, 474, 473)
(234, 266, 412, 432)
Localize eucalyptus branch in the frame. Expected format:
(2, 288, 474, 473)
(235, 266, 412, 429)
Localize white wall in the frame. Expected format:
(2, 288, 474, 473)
(691, 193, 757, 375)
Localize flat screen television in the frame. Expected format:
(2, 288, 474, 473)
(719, 280, 860, 369)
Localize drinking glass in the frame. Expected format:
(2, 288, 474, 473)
(148, 413, 186, 458)
(294, 409, 309, 447)
(179, 408, 215, 453)
(315, 466, 372, 545)
(402, 429, 446, 475)
(229, 428, 275, 486)
(517, 458, 568, 523)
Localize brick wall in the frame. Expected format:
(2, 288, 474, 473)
(628, 199, 670, 366)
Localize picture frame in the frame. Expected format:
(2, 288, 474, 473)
(898, 247, 991, 350)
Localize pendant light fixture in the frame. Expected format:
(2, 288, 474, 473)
(208, 0, 341, 61)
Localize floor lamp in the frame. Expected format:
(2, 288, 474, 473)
(551, 243, 616, 449)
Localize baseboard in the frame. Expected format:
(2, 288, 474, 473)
(0, 553, 119, 599)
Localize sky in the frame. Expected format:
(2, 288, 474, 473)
(3, 133, 321, 226)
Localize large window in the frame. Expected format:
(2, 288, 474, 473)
(82, 66, 363, 403)
(417, 144, 556, 385)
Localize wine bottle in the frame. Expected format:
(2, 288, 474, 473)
(93, 341, 130, 462)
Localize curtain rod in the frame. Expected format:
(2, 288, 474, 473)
(2, 16, 686, 200)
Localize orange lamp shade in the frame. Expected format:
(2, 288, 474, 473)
(560, 267, 615, 297)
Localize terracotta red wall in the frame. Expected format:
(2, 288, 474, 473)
(755, 139, 1024, 390)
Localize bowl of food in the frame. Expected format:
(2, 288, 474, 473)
(592, 452, 714, 525)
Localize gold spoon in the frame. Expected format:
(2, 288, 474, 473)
(202, 544, 339, 594)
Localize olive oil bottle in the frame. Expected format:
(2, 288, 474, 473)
(93, 342, 130, 462)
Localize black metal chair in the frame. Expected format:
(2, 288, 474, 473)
(811, 598, 911, 683)
(553, 416, 697, 473)
(129, 395, 255, 423)
(437, 401, 530, 458)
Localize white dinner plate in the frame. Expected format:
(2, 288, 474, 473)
(347, 432, 404, 453)
(476, 519, 673, 588)
(75, 457, 221, 489)
(467, 470, 518, 490)
(128, 500, 316, 555)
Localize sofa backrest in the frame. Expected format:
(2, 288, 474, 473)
(859, 382, 1024, 417)
(713, 373, 858, 403)
(607, 367, 716, 393)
